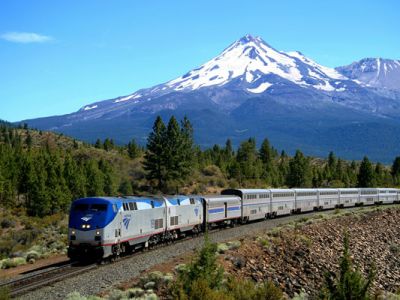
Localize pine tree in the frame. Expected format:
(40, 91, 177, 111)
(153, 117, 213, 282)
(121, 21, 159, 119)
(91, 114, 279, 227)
(322, 232, 375, 299)
(391, 156, 400, 185)
(164, 116, 188, 189)
(144, 116, 167, 190)
(286, 150, 311, 187)
(94, 138, 102, 149)
(179, 116, 194, 180)
(85, 159, 104, 196)
(236, 138, 262, 181)
(127, 139, 141, 159)
(357, 156, 374, 187)
(118, 179, 133, 195)
(99, 159, 117, 196)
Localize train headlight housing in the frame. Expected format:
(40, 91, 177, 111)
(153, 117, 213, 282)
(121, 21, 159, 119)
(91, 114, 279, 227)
(96, 230, 100, 235)
(71, 230, 76, 235)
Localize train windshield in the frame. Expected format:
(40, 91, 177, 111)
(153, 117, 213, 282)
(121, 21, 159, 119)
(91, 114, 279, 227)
(73, 204, 89, 211)
(91, 204, 107, 211)
(72, 203, 108, 212)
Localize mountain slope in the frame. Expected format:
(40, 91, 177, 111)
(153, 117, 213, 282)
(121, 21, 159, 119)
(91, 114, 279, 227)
(21, 35, 400, 162)
(336, 58, 400, 91)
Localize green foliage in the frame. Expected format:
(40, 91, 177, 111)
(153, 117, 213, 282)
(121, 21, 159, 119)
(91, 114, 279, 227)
(0, 286, 10, 300)
(225, 277, 285, 300)
(177, 234, 224, 294)
(321, 232, 375, 300)
(127, 138, 141, 159)
(392, 156, 400, 185)
(357, 156, 374, 187)
(144, 116, 194, 192)
(286, 150, 312, 187)
(170, 235, 284, 300)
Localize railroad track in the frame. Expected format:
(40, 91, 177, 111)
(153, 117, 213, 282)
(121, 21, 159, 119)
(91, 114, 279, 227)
(0, 261, 97, 298)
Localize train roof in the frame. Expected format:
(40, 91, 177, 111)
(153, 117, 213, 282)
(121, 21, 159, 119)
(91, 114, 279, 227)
(269, 189, 295, 193)
(199, 195, 241, 200)
(72, 197, 122, 205)
(222, 188, 270, 194)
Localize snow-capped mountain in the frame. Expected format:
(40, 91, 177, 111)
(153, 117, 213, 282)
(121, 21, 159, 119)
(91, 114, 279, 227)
(336, 58, 400, 91)
(21, 35, 400, 162)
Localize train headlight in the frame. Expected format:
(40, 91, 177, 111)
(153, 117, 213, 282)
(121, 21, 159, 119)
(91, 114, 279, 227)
(86, 224, 91, 229)
(71, 230, 76, 235)
(96, 230, 100, 235)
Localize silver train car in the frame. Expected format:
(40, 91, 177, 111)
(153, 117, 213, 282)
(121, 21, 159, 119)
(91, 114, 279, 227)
(68, 188, 400, 260)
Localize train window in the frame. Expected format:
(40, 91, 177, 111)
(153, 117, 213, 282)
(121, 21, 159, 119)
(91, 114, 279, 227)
(122, 203, 128, 211)
(73, 204, 89, 211)
(151, 201, 155, 208)
(112, 204, 117, 213)
(154, 218, 163, 229)
(133, 202, 138, 210)
(91, 204, 107, 211)
(129, 202, 135, 210)
(177, 199, 181, 205)
(190, 198, 195, 205)
(170, 216, 179, 226)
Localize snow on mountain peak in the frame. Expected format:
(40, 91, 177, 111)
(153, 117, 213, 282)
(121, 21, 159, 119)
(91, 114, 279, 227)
(165, 34, 347, 93)
(105, 35, 354, 107)
(336, 57, 400, 91)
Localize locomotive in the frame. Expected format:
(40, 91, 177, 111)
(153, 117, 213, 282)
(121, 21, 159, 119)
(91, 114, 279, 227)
(67, 188, 399, 260)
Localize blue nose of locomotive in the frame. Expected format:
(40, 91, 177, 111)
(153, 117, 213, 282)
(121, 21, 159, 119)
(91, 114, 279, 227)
(69, 197, 118, 230)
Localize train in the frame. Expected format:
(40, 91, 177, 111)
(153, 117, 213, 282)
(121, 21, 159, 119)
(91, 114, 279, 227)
(67, 188, 400, 260)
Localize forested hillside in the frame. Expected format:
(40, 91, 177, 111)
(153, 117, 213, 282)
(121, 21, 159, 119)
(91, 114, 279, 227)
(1, 117, 400, 219)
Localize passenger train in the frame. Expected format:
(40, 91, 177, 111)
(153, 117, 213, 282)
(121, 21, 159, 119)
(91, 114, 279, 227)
(68, 188, 400, 260)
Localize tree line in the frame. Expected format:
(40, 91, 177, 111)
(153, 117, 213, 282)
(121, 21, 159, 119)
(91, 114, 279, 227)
(0, 117, 400, 217)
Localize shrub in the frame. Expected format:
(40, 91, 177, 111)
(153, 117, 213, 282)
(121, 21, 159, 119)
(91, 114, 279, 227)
(217, 243, 229, 254)
(1, 257, 26, 269)
(0, 240, 14, 258)
(202, 165, 222, 177)
(171, 234, 224, 297)
(0, 286, 10, 300)
(0, 218, 15, 229)
(320, 232, 375, 300)
(225, 277, 284, 300)
(26, 250, 40, 261)
(257, 237, 271, 249)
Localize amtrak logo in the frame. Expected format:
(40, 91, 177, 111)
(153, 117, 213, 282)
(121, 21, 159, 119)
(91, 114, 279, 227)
(194, 207, 199, 216)
(123, 215, 131, 229)
(81, 215, 93, 222)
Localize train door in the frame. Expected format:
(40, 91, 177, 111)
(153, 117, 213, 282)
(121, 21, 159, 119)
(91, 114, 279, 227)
(224, 202, 228, 218)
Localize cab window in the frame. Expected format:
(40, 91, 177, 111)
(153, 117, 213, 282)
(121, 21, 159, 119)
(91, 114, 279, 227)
(91, 204, 107, 211)
(73, 204, 89, 211)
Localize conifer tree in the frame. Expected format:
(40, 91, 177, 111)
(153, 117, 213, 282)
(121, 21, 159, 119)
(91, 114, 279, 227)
(357, 156, 374, 187)
(236, 138, 261, 181)
(286, 150, 311, 187)
(94, 138, 102, 149)
(322, 232, 374, 299)
(144, 116, 167, 190)
(85, 159, 104, 196)
(391, 156, 400, 185)
(127, 139, 141, 159)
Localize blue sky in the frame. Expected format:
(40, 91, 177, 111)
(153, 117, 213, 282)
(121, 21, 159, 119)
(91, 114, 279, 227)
(0, 0, 399, 122)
